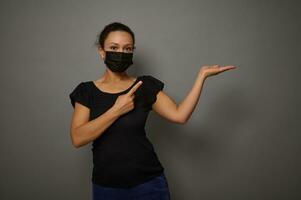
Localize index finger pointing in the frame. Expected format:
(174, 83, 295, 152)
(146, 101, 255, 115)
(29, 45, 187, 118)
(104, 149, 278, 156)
(127, 80, 143, 96)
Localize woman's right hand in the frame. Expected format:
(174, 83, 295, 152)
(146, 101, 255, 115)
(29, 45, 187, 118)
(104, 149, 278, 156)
(112, 80, 143, 116)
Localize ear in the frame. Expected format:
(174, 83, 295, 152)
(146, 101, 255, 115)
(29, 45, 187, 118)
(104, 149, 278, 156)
(97, 47, 105, 60)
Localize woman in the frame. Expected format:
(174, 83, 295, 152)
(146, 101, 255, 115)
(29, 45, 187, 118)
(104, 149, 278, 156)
(69, 22, 236, 200)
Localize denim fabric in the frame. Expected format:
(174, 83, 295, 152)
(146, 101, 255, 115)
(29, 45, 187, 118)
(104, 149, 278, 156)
(92, 173, 171, 200)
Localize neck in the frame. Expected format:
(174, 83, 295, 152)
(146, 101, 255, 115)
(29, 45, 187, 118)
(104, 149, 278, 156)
(101, 70, 130, 82)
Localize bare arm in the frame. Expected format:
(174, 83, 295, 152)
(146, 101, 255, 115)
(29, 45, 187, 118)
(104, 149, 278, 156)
(152, 65, 237, 124)
(70, 80, 143, 148)
(70, 104, 121, 148)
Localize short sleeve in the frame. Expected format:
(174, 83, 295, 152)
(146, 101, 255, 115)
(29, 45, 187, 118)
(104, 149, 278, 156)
(69, 82, 91, 109)
(145, 75, 164, 106)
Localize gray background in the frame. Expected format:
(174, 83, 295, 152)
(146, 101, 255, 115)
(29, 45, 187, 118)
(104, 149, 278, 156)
(1, 0, 300, 199)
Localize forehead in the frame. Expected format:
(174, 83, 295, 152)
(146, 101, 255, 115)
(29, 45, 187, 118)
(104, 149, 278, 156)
(105, 31, 133, 46)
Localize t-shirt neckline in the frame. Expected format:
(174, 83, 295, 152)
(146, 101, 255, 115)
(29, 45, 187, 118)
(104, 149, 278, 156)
(90, 76, 141, 95)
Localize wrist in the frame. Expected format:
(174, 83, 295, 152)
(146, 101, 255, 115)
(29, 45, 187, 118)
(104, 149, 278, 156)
(108, 106, 121, 118)
(198, 73, 207, 81)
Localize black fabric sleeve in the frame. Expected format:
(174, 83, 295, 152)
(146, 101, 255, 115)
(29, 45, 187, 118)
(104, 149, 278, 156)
(146, 75, 164, 106)
(69, 82, 91, 109)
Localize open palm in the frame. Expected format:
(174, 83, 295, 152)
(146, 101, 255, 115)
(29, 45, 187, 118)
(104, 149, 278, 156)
(199, 65, 237, 78)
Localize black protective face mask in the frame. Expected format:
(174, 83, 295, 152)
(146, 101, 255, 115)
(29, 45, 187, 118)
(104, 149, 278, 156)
(104, 51, 133, 72)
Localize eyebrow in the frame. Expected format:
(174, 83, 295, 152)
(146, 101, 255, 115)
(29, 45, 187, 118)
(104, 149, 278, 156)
(109, 42, 132, 46)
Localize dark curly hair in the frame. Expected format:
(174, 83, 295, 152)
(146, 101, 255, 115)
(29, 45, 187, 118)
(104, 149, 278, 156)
(94, 22, 135, 50)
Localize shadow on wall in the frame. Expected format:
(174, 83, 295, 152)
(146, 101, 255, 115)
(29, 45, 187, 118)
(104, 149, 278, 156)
(149, 85, 257, 200)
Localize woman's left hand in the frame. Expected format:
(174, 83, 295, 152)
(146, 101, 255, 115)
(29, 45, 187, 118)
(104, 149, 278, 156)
(199, 65, 237, 79)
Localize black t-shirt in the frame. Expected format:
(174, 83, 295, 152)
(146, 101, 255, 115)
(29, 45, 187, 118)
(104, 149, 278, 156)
(69, 75, 165, 188)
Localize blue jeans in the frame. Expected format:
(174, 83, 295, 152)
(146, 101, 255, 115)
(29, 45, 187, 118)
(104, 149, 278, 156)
(92, 173, 171, 200)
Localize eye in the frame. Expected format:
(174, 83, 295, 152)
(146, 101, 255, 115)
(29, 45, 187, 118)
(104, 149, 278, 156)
(125, 47, 133, 52)
(110, 46, 118, 50)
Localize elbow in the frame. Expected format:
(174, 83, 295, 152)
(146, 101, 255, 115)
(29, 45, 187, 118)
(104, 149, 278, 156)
(72, 139, 86, 148)
(175, 110, 188, 125)
(70, 130, 82, 148)
(71, 138, 81, 148)
(173, 108, 185, 124)
(176, 117, 187, 125)
(180, 119, 187, 125)
(72, 141, 81, 148)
